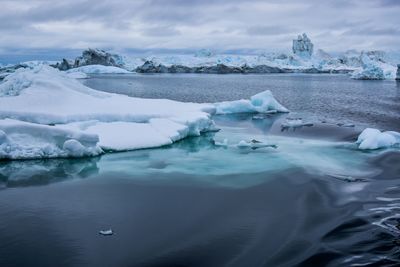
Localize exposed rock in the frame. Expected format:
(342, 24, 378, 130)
(53, 48, 124, 71)
(73, 48, 123, 68)
(292, 33, 314, 58)
(168, 65, 192, 73)
(195, 64, 243, 74)
(135, 61, 168, 73)
(242, 64, 284, 74)
(396, 64, 400, 80)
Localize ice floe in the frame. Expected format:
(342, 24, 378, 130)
(356, 128, 400, 150)
(215, 90, 289, 114)
(0, 65, 287, 159)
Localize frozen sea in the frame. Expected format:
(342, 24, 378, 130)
(0, 73, 400, 266)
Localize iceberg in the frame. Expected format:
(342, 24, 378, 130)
(351, 51, 396, 80)
(356, 128, 400, 150)
(0, 66, 287, 159)
(292, 33, 314, 58)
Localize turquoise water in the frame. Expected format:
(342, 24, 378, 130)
(0, 74, 399, 266)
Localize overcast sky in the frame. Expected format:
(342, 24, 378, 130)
(0, 0, 399, 61)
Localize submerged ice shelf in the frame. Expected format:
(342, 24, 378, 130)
(0, 116, 381, 189)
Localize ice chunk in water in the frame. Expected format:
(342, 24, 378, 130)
(356, 128, 400, 150)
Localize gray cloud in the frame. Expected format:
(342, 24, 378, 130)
(0, 0, 399, 62)
(245, 26, 297, 36)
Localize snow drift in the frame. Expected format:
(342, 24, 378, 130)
(0, 66, 287, 159)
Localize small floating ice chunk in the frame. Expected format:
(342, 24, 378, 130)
(356, 128, 400, 150)
(99, 229, 113, 236)
(214, 90, 289, 114)
(281, 118, 313, 129)
(236, 139, 277, 150)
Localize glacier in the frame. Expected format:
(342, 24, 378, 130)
(0, 66, 288, 159)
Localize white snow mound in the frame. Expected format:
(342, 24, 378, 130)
(356, 128, 400, 150)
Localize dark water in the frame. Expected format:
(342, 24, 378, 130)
(0, 74, 400, 267)
(83, 73, 400, 131)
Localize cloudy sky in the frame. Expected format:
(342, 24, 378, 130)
(0, 0, 399, 62)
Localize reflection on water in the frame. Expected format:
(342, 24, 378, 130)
(0, 158, 99, 188)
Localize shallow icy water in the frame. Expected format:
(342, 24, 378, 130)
(0, 74, 399, 266)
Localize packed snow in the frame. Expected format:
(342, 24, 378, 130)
(0, 66, 287, 159)
(356, 128, 400, 150)
(0, 119, 102, 159)
(66, 65, 132, 74)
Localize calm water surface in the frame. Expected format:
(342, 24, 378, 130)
(0, 74, 399, 267)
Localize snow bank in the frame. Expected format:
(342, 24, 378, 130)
(215, 90, 289, 114)
(66, 65, 132, 74)
(0, 119, 102, 159)
(356, 128, 400, 150)
(0, 66, 285, 158)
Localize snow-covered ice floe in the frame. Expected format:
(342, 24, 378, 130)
(356, 128, 400, 150)
(214, 90, 289, 114)
(66, 64, 132, 74)
(0, 66, 287, 159)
